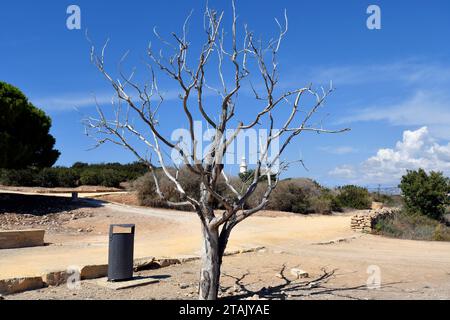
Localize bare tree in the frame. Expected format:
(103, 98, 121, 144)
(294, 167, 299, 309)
(85, 1, 349, 300)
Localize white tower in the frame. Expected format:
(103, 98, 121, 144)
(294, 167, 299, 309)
(239, 157, 247, 174)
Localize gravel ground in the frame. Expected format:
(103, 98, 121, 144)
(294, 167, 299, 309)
(0, 193, 97, 234)
(6, 250, 450, 300)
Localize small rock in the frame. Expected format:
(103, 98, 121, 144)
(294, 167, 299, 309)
(290, 268, 309, 279)
(275, 273, 283, 279)
(179, 283, 189, 289)
(0, 294, 4, 300)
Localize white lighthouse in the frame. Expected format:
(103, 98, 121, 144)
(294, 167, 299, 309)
(239, 156, 247, 174)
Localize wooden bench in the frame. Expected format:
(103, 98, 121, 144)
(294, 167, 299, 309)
(0, 229, 45, 249)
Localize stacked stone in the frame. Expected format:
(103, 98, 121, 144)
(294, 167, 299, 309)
(351, 208, 397, 233)
(350, 214, 373, 232)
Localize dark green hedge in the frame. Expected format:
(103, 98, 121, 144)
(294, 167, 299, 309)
(0, 162, 148, 188)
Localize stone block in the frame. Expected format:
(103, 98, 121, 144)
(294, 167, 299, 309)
(0, 229, 45, 249)
(0, 277, 44, 295)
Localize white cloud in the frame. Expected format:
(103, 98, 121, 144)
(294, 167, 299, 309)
(337, 90, 450, 139)
(32, 90, 183, 112)
(329, 165, 357, 180)
(329, 127, 450, 184)
(312, 60, 450, 87)
(32, 94, 113, 111)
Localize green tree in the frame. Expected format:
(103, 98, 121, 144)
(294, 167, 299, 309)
(399, 169, 449, 220)
(0, 82, 60, 169)
(335, 185, 372, 209)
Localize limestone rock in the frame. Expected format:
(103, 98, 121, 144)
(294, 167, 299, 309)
(43, 270, 69, 287)
(80, 264, 108, 280)
(0, 277, 44, 295)
(290, 268, 309, 279)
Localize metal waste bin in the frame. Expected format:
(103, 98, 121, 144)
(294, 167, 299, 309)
(108, 224, 135, 282)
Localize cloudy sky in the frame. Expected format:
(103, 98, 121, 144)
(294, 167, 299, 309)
(1, 0, 449, 187)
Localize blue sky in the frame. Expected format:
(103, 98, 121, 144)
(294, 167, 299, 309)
(1, 0, 450, 187)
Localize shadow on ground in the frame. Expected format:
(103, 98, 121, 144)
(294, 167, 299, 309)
(221, 265, 402, 300)
(0, 193, 105, 216)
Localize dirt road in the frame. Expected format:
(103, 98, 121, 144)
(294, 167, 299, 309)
(1, 192, 450, 299)
(0, 200, 353, 279)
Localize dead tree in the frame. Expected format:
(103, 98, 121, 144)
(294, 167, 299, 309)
(85, 1, 349, 300)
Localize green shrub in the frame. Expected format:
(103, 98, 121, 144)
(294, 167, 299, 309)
(0, 162, 147, 188)
(335, 185, 371, 209)
(399, 169, 449, 220)
(133, 169, 195, 211)
(245, 178, 338, 214)
(33, 168, 60, 188)
(375, 210, 450, 241)
(99, 169, 122, 188)
(79, 170, 102, 186)
(433, 224, 450, 241)
(0, 168, 37, 186)
(309, 189, 343, 214)
(55, 168, 80, 187)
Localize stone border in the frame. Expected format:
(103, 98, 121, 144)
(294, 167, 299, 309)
(0, 246, 265, 296)
(351, 208, 398, 233)
(0, 229, 45, 250)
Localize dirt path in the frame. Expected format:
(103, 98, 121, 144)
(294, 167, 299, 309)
(2, 192, 450, 299)
(7, 245, 450, 300)
(0, 198, 353, 279)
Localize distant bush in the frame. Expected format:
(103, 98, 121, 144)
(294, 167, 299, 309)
(0, 162, 147, 188)
(335, 185, 372, 209)
(245, 178, 342, 214)
(79, 169, 122, 188)
(399, 169, 449, 220)
(309, 189, 343, 214)
(133, 169, 195, 211)
(0, 168, 36, 186)
(79, 170, 102, 186)
(374, 210, 450, 241)
(99, 169, 123, 188)
(133, 173, 346, 214)
(33, 168, 60, 188)
(55, 168, 80, 188)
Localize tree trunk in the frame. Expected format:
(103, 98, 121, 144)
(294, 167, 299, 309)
(199, 225, 221, 300)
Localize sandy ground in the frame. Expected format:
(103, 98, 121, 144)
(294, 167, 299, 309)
(1, 190, 450, 299)
(6, 246, 450, 300)
(0, 196, 354, 279)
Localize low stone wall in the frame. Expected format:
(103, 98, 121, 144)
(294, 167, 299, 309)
(0, 246, 266, 295)
(351, 208, 397, 233)
(0, 229, 45, 249)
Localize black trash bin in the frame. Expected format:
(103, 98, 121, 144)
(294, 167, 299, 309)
(108, 224, 135, 282)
